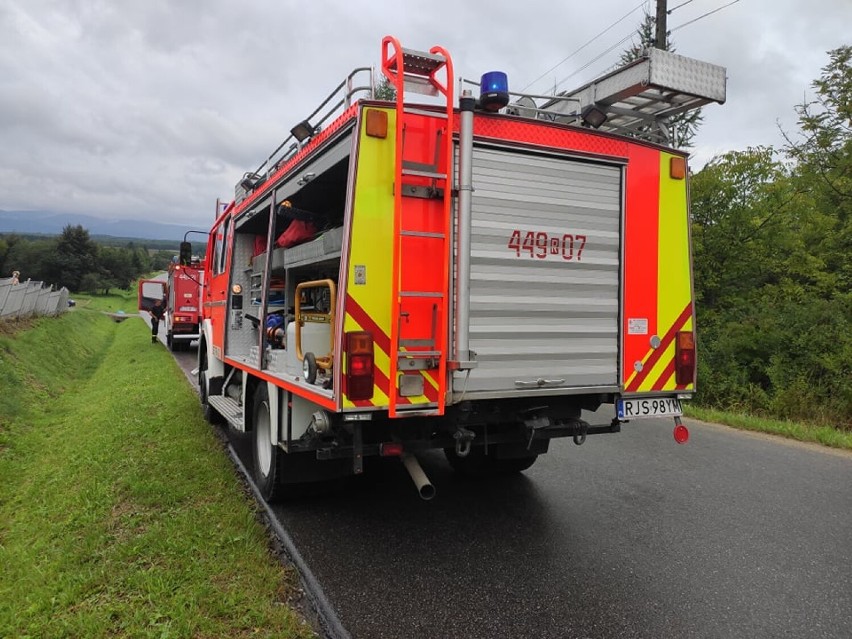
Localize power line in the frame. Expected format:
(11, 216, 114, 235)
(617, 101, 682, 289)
(671, 0, 741, 32)
(552, 30, 638, 93)
(668, 0, 700, 13)
(520, 0, 647, 92)
(549, 0, 741, 100)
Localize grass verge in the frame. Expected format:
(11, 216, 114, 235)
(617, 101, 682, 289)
(72, 288, 140, 314)
(0, 312, 315, 638)
(685, 405, 852, 451)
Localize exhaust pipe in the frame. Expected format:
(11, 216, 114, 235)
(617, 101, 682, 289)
(401, 454, 436, 501)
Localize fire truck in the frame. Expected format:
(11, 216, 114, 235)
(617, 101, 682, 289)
(164, 257, 203, 352)
(139, 237, 204, 351)
(197, 35, 726, 500)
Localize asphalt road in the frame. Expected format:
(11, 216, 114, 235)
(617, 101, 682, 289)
(163, 331, 852, 638)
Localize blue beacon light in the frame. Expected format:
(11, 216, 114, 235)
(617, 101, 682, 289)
(479, 71, 509, 112)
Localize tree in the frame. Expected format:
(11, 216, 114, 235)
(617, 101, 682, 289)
(2, 235, 56, 285)
(690, 147, 804, 308)
(783, 45, 851, 294)
(79, 272, 104, 295)
(150, 250, 175, 271)
(99, 246, 136, 292)
(374, 77, 397, 101)
(1, 228, 160, 293)
(688, 48, 852, 425)
(690, 146, 850, 424)
(619, 11, 703, 148)
(44, 225, 100, 291)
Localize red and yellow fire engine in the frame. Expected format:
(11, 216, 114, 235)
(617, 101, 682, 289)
(196, 36, 726, 500)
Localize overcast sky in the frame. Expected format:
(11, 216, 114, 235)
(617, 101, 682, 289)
(1, 0, 850, 230)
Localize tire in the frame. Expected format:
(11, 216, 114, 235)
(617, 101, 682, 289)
(167, 331, 175, 351)
(444, 445, 538, 477)
(252, 385, 283, 502)
(303, 352, 318, 384)
(198, 349, 223, 425)
(444, 446, 492, 478)
(490, 455, 539, 474)
(251, 385, 350, 500)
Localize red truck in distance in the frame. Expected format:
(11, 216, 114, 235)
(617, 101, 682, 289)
(138, 236, 205, 352)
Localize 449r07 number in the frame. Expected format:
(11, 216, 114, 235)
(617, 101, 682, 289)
(617, 397, 683, 419)
(507, 229, 587, 261)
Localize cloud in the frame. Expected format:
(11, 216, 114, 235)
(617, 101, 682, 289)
(1, 0, 849, 228)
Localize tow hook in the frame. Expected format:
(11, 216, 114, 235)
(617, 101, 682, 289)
(453, 427, 475, 457)
(572, 419, 589, 446)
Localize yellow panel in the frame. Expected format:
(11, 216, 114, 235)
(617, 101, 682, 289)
(655, 152, 694, 391)
(342, 107, 397, 407)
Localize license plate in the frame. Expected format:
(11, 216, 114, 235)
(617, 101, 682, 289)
(617, 397, 683, 419)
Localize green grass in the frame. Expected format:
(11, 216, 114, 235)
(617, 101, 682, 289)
(72, 288, 141, 314)
(685, 405, 852, 451)
(0, 312, 315, 638)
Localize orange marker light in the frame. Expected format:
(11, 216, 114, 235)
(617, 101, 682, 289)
(365, 109, 388, 138)
(670, 156, 686, 180)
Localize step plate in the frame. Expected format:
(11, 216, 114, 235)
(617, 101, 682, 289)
(207, 395, 243, 428)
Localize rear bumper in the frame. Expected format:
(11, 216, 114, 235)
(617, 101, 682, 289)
(172, 328, 200, 340)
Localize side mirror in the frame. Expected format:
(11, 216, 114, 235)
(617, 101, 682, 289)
(179, 241, 192, 266)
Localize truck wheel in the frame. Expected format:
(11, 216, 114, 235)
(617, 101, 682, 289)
(443, 447, 491, 477)
(303, 352, 318, 384)
(166, 331, 173, 349)
(199, 350, 223, 425)
(252, 385, 284, 501)
(490, 455, 539, 474)
(444, 447, 538, 477)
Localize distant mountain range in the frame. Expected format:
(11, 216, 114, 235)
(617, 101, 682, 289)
(0, 209, 202, 242)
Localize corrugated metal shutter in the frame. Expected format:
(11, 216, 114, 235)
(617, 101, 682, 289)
(453, 146, 621, 396)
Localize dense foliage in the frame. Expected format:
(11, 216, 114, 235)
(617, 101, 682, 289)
(0, 225, 176, 293)
(691, 47, 851, 427)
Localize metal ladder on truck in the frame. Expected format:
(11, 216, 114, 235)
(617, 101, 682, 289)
(381, 36, 454, 418)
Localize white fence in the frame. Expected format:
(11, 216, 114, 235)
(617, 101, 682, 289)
(0, 278, 69, 319)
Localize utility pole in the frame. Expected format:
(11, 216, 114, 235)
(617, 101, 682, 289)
(655, 0, 668, 49)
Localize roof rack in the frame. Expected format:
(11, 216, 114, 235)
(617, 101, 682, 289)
(538, 48, 726, 144)
(472, 48, 726, 146)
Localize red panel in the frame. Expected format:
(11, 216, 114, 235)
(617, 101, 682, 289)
(459, 114, 630, 159)
(397, 297, 441, 348)
(398, 196, 444, 234)
(224, 362, 338, 411)
(623, 145, 661, 385)
(400, 235, 443, 290)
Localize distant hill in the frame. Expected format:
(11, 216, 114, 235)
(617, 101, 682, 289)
(0, 209, 204, 242)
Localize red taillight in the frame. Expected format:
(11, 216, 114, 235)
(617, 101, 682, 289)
(675, 331, 695, 385)
(674, 423, 690, 444)
(346, 331, 374, 400)
(350, 355, 371, 375)
(380, 442, 404, 457)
